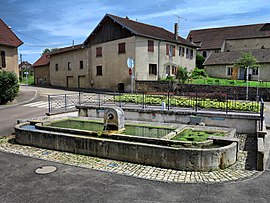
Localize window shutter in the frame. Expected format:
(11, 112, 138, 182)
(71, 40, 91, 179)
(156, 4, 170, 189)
(166, 44, 169, 55)
(173, 46, 176, 56)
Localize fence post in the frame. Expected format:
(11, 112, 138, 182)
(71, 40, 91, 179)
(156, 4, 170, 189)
(167, 91, 170, 110)
(98, 92, 101, 107)
(142, 93, 145, 109)
(260, 98, 264, 131)
(226, 93, 229, 113)
(48, 95, 51, 113)
(78, 92, 81, 106)
(195, 92, 198, 112)
(64, 94, 67, 111)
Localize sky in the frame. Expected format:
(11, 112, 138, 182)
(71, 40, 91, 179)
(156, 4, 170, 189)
(1, 0, 270, 64)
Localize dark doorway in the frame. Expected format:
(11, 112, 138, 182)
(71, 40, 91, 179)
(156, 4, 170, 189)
(118, 83, 124, 92)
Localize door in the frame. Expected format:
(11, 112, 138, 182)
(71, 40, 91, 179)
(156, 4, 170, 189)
(78, 76, 86, 89)
(66, 76, 74, 88)
(238, 68, 245, 80)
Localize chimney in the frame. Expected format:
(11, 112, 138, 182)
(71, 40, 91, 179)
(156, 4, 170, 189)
(189, 34, 193, 42)
(174, 23, 179, 40)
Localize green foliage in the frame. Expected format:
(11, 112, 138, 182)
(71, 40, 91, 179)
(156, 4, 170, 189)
(191, 67, 208, 79)
(172, 129, 224, 142)
(42, 48, 58, 55)
(234, 52, 260, 70)
(196, 54, 205, 69)
(176, 66, 190, 83)
(0, 70, 19, 104)
(114, 94, 260, 113)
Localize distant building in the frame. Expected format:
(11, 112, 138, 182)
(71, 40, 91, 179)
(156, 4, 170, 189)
(187, 23, 270, 81)
(33, 54, 50, 85)
(47, 14, 197, 91)
(0, 18, 23, 76)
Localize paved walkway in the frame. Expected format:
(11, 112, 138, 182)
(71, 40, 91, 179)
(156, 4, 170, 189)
(0, 135, 259, 183)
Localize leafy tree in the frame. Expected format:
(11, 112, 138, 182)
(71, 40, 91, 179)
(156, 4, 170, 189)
(234, 52, 260, 100)
(191, 67, 208, 79)
(0, 70, 19, 104)
(42, 48, 58, 55)
(196, 54, 205, 69)
(176, 66, 190, 83)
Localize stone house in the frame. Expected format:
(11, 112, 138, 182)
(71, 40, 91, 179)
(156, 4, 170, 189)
(48, 14, 197, 91)
(33, 54, 50, 85)
(187, 23, 270, 81)
(0, 18, 23, 76)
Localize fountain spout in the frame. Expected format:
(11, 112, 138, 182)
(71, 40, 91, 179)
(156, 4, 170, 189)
(103, 107, 125, 132)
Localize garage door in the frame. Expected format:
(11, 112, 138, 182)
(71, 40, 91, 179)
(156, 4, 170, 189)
(66, 76, 74, 88)
(78, 76, 86, 89)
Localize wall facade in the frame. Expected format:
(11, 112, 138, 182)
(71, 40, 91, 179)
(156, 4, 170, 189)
(89, 37, 136, 91)
(223, 38, 270, 52)
(0, 45, 19, 76)
(50, 48, 87, 88)
(34, 65, 50, 85)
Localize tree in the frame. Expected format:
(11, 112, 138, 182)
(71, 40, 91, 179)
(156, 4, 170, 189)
(234, 52, 260, 100)
(176, 66, 190, 83)
(196, 54, 205, 69)
(42, 48, 58, 55)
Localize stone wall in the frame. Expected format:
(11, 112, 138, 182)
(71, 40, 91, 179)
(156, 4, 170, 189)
(135, 81, 270, 100)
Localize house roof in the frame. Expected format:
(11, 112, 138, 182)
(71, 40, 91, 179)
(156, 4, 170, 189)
(0, 18, 23, 47)
(203, 49, 270, 66)
(188, 23, 270, 50)
(19, 61, 32, 69)
(85, 14, 197, 47)
(33, 54, 50, 67)
(49, 44, 84, 56)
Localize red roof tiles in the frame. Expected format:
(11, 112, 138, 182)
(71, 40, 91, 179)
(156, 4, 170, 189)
(0, 18, 23, 47)
(33, 54, 50, 67)
(188, 23, 270, 50)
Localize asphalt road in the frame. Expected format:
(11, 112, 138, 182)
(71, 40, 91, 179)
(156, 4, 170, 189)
(0, 86, 270, 202)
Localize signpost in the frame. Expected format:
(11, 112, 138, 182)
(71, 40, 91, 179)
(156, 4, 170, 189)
(24, 71, 29, 87)
(127, 58, 134, 92)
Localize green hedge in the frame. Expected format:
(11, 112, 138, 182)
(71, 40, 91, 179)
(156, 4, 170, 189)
(0, 70, 19, 105)
(114, 94, 260, 112)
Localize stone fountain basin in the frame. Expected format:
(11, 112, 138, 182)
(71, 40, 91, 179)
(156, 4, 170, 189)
(15, 118, 239, 172)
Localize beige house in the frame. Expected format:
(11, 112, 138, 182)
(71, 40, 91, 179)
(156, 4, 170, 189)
(48, 14, 197, 91)
(187, 23, 270, 81)
(0, 18, 23, 76)
(33, 54, 50, 85)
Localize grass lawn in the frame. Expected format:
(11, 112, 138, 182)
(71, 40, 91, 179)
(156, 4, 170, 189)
(190, 77, 270, 88)
(171, 129, 224, 142)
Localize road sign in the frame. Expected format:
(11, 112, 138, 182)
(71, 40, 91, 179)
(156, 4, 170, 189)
(128, 68, 132, 76)
(127, 58, 134, 69)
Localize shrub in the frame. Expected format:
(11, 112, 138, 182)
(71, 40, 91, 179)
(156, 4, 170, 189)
(191, 67, 208, 79)
(196, 54, 205, 69)
(0, 70, 19, 104)
(176, 66, 190, 83)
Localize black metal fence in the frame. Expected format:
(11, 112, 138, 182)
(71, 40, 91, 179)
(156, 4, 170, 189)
(48, 91, 262, 114)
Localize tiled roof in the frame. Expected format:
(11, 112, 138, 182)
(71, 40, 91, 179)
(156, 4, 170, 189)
(85, 14, 197, 47)
(49, 44, 84, 56)
(188, 23, 270, 50)
(33, 54, 50, 67)
(0, 18, 23, 47)
(204, 49, 270, 66)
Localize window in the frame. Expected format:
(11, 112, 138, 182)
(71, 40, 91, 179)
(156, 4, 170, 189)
(172, 66, 177, 75)
(80, 61, 83, 69)
(96, 47, 102, 57)
(96, 65, 102, 76)
(186, 48, 189, 59)
(166, 44, 175, 56)
(252, 67, 259, 75)
(68, 62, 71, 71)
(227, 67, 233, 76)
(182, 47, 185, 57)
(148, 40, 154, 52)
(55, 63, 58, 71)
(166, 65, 170, 75)
(179, 46, 182, 56)
(202, 51, 207, 58)
(149, 64, 157, 75)
(1, 51, 6, 68)
(118, 43, 126, 54)
(190, 49, 194, 60)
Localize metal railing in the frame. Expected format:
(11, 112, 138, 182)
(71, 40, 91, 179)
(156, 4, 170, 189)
(48, 91, 262, 115)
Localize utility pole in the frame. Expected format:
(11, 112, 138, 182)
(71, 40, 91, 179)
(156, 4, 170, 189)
(20, 54, 22, 82)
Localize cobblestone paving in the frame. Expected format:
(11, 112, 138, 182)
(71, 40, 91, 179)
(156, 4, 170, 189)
(0, 136, 259, 183)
